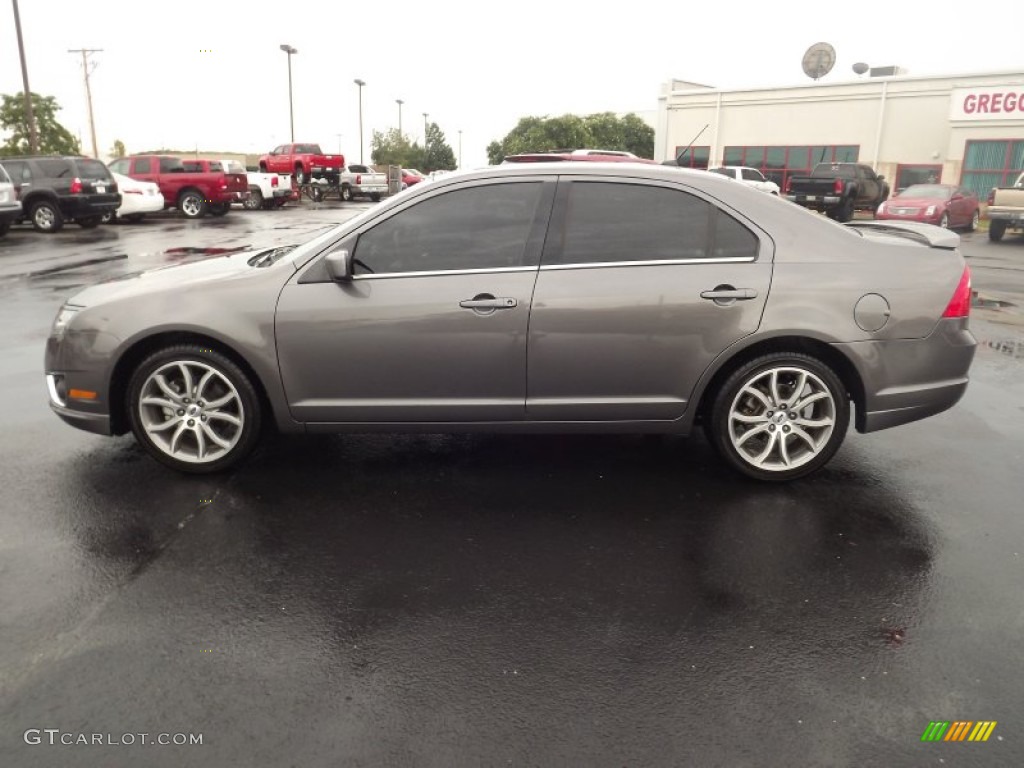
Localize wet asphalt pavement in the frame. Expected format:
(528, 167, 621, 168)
(1, 203, 1024, 767)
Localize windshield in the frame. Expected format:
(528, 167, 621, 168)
(897, 184, 952, 200)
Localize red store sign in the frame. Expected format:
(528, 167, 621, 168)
(950, 85, 1024, 121)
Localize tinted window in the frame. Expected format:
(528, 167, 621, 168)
(182, 161, 202, 172)
(708, 168, 732, 177)
(3, 161, 29, 182)
(207, 161, 223, 172)
(554, 182, 713, 264)
(37, 159, 74, 178)
(741, 168, 763, 181)
(76, 159, 112, 180)
(294, 144, 321, 154)
(134, 158, 153, 174)
(109, 159, 129, 175)
(349, 165, 370, 173)
(0, 164, 10, 184)
(353, 182, 544, 275)
(159, 157, 184, 173)
(712, 211, 759, 259)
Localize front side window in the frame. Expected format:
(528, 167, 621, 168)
(741, 168, 763, 182)
(352, 182, 544, 275)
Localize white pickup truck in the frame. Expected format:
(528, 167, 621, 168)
(217, 160, 293, 210)
(986, 171, 1024, 242)
(339, 164, 388, 202)
(707, 166, 781, 195)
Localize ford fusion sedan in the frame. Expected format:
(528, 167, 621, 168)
(103, 172, 165, 223)
(45, 164, 976, 481)
(875, 184, 980, 230)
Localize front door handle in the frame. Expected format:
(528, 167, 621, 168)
(700, 287, 758, 301)
(459, 296, 518, 310)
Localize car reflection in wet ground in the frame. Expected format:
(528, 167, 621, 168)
(0, 204, 1023, 766)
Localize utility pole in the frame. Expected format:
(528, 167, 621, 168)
(12, 0, 39, 153)
(458, 129, 462, 169)
(68, 48, 103, 158)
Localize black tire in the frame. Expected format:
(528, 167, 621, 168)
(704, 352, 850, 482)
(243, 188, 263, 211)
(294, 165, 307, 184)
(124, 214, 145, 223)
(77, 216, 102, 228)
(340, 185, 353, 202)
(259, 163, 268, 173)
(939, 212, 949, 229)
(101, 210, 117, 224)
(127, 344, 263, 474)
(209, 203, 230, 217)
(273, 198, 287, 208)
(989, 220, 1006, 242)
(834, 198, 855, 223)
(261, 199, 276, 210)
(311, 186, 325, 203)
(30, 200, 64, 233)
(178, 189, 208, 219)
(967, 210, 979, 232)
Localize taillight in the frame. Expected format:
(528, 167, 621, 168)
(987, 188, 995, 205)
(70, 178, 83, 194)
(220, 181, 227, 189)
(271, 176, 278, 187)
(355, 174, 362, 185)
(942, 266, 972, 318)
(833, 178, 844, 195)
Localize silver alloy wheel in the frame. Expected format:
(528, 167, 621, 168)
(970, 210, 979, 231)
(181, 195, 202, 217)
(940, 212, 949, 228)
(137, 361, 244, 464)
(34, 205, 56, 230)
(726, 366, 836, 472)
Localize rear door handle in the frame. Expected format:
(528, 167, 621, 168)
(700, 288, 758, 300)
(459, 296, 518, 310)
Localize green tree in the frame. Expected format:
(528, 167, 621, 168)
(423, 122, 456, 173)
(0, 92, 81, 156)
(110, 139, 126, 158)
(487, 113, 654, 164)
(370, 127, 425, 169)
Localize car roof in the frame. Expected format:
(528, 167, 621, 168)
(503, 152, 659, 164)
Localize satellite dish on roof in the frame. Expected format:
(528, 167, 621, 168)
(802, 42, 836, 81)
(852, 62, 869, 75)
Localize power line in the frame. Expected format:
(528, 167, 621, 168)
(68, 48, 103, 158)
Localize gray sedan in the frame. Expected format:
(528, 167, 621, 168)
(45, 163, 976, 481)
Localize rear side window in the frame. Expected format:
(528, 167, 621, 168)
(548, 181, 758, 265)
(135, 158, 154, 173)
(37, 159, 74, 178)
(0, 164, 10, 184)
(354, 182, 544, 275)
(3, 161, 29, 182)
(207, 161, 223, 172)
(76, 159, 112, 180)
(160, 157, 184, 173)
(109, 159, 129, 175)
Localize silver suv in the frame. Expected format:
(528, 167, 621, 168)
(44, 163, 975, 481)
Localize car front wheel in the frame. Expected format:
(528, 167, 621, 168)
(967, 210, 979, 232)
(705, 353, 850, 482)
(127, 345, 263, 473)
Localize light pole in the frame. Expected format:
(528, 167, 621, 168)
(422, 112, 429, 167)
(353, 79, 365, 163)
(335, 133, 342, 156)
(458, 129, 463, 169)
(68, 48, 102, 158)
(396, 99, 404, 137)
(11, 0, 39, 153)
(279, 44, 297, 142)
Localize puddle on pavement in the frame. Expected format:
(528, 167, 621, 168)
(25, 254, 128, 278)
(162, 246, 250, 258)
(972, 295, 1016, 309)
(986, 339, 1024, 359)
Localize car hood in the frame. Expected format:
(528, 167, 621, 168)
(886, 196, 949, 208)
(68, 247, 295, 307)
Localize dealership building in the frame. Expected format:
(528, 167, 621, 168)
(654, 69, 1024, 199)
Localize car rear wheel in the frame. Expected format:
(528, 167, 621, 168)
(101, 211, 117, 224)
(178, 190, 208, 219)
(30, 200, 64, 233)
(243, 188, 263, 210)
(705, 353, 850, 482)
(967, 210, 979, 232)
(209, 203, 230, 217)
(340, 185, 353, 202)
(989, 220, 1006, 242)
(294, 166, 307, 184)
(834, 199, 855, 223)
(128, 345, 263, 473)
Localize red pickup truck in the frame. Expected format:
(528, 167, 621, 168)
(181, 159, 249, 214)
(108, 155, 244, 218)
(258, 143, 344, 183)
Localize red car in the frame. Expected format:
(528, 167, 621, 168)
(400, 168, 426, 189)
(875, 184, 980, 230)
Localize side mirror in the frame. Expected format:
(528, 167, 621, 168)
(326, 249, 354, 282)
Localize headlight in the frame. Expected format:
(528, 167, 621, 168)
(925, 205, 936, 216)
(51, 304, 83, 339)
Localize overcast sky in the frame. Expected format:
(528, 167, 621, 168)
(2, 0, 1022, 167)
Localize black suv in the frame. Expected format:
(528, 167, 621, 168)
(0, 156, 120, 233)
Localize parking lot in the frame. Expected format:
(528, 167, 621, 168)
(2, 202, 1024, 766)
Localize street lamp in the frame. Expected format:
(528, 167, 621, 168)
(353, 79, 365, 163)
(11, 0, 39, 153)
(279, 44, 298, 142)
(396, 99, 404, 137)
